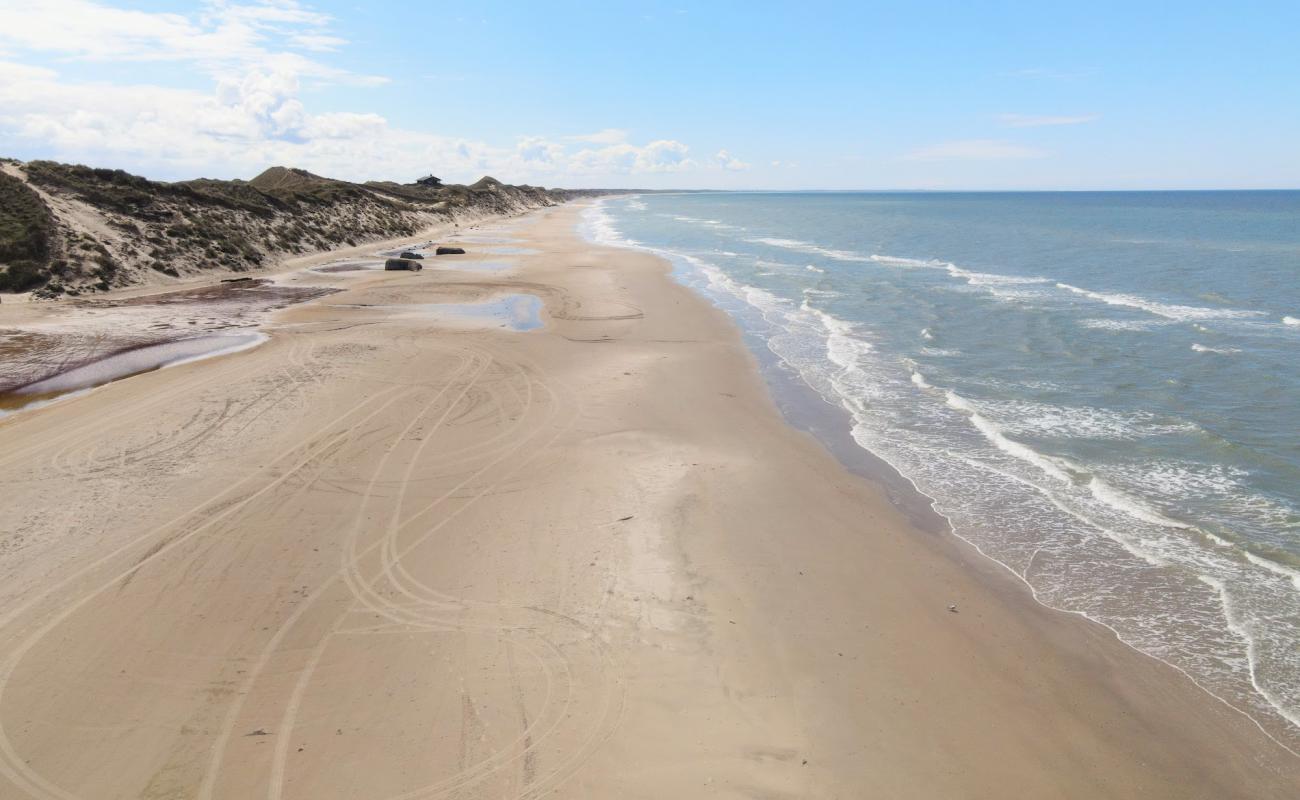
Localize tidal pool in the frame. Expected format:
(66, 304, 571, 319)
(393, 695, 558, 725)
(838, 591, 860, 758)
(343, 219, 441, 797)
(1, 332, 267, 416)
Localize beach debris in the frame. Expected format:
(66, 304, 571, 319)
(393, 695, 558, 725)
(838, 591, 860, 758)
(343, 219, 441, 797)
(618, 515, 633, 522)
(398, 251, 424, 260)
(436, 246, 466, 255)
(948, 604, 959, 613)
(384, 258, 423, 271)
(245, 729, 270, 736)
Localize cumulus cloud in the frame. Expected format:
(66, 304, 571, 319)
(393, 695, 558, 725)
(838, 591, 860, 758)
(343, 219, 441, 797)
(0, 1, 733, 184)
(514, 136, 565, 166)
(634, 139, 692, 171)
(567, 139, 694, 174)
(903, 139, 1048, 161)
(0, 0, 382, 85)
(999, 113, 1099, 127)
(713, 149, 751, 171)
(0, 59, 717, 183)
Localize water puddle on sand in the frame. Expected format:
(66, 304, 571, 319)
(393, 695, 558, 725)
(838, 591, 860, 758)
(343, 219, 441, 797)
(0, 332, 266, 417)
(329, 294, 544, 331)
(0, 279, 333, 415)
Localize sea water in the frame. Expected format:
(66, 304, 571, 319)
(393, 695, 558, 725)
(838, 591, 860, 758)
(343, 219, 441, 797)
(583, 191, 1300, 751)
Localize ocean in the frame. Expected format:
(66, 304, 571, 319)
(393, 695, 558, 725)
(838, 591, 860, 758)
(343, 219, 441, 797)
(582, 190, 1300, 751)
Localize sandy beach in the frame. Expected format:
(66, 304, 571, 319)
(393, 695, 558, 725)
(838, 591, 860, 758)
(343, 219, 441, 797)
(0, 203, 1296, 798)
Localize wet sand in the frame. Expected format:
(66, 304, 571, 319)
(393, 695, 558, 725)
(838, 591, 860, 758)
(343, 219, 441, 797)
(0, 204, 1296, 798)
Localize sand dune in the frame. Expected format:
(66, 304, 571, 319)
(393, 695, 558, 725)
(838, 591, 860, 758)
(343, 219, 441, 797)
(0, 205, 1295, 798)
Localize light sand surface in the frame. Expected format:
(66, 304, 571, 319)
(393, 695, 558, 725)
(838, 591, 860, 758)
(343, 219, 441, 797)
(0, 204, 1296, 799)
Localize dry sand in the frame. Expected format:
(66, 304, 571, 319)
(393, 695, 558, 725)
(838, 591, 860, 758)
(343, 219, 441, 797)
(0, 204, 1296, 799)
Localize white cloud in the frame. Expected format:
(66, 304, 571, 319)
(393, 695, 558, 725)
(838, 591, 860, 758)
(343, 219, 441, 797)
(0, 0, 379, 85)
(0, 1, 733, 185)
(568, 139, 694, 174)
(999, 113, 1099, 128)
(635, 139, 692, 171)
(288, 33, 347, 52)
(0, 59, 717, 183)
(713, 149, 750, 171)
(514, 136, 565, 166)
(903, 139, 1048, 161)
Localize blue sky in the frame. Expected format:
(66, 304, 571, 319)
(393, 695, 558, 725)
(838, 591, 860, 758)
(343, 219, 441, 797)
(1, 1, 1297, 189)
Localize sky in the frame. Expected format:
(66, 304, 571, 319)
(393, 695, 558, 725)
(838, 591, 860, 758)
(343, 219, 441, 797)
(1, 0, 1298, 190)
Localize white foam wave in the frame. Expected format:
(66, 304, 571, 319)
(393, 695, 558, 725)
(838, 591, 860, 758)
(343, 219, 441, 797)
(748, 237, 871, 262)
(983, 400, 1197, 440)
(870, 254, 943, 267)
(946, 265, 1049, 286)
(1079, 318, 1168, 331)
(944, 391, 1074, 483)
(662, 214, 739, 231)
(1103, 461, 1297, 540)
(1087, 477, 1191, 529)
(1244, 553, 1300, 593)
(580, 201, 635, 248)
(920, 327, 934, 341)
(1057, 282, 1266, 321)
(1282, 316, 1299, 327)
(871, 254, 1051, 303)
(910, 371, 932, 389)
(1198, 575, 1300, 732)
(1192, 343, 1241, 354)
(806, 264, 825, 273)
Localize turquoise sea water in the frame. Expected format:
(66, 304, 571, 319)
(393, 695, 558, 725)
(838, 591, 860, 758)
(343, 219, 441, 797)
(583, 191, 1300, 750)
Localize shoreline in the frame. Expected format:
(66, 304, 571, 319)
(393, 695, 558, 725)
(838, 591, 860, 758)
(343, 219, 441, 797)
(584, 198, 1300, 755)
(571, 202, 1300, 794)
(0, 203, 1295, 797)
